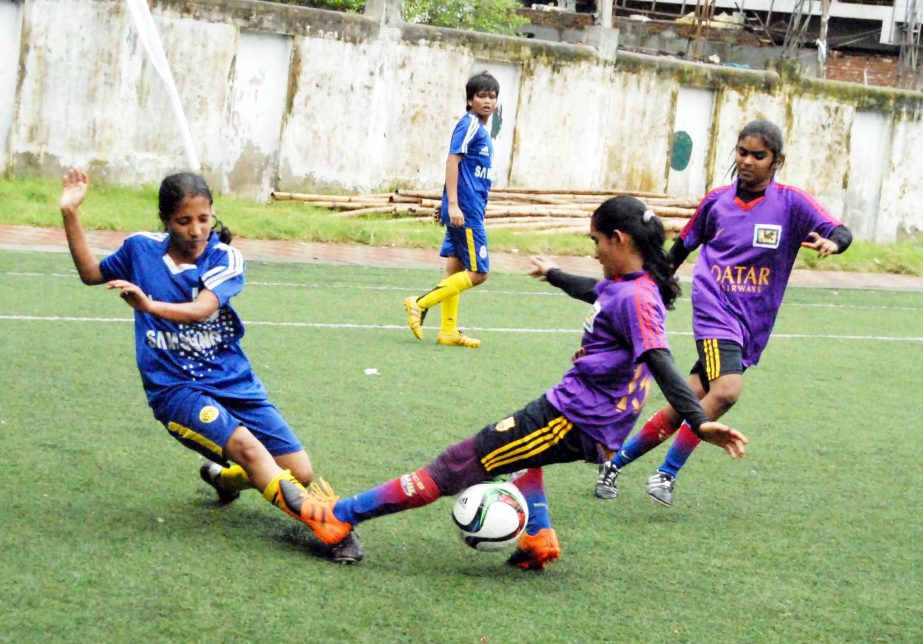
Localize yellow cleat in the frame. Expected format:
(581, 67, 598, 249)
(403, 296, 425, 340)
(436, 330, 481, 348)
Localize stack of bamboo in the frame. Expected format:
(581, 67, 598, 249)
(270, 187, 701, 234)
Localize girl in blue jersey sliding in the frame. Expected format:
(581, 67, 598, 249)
(284, 196, 748, 571)
(59, 168, 361, 563)
(403, 71, 499, 348)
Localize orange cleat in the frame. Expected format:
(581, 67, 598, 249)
(279, 477, 353, 545)
(506, 528, 561, 571)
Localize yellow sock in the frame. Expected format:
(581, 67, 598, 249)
(441, 293, 459, 333)
(417, 271, 473, 310)
(262, 469, 306, 520)
(217, 464, 252, 492)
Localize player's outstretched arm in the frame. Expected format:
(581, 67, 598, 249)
(529, 256, 598, 303)
(59, 168, 105, 285)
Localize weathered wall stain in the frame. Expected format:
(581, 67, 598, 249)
(1, 0, 921, 241)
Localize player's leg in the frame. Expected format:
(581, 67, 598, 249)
(156, 393, 256, 503)
(477, 396, 586, 570)
(402, 231, 465, 340)
(283, 438, 481, 547)
(649, 340, 745, 506)
(594, 398, 690, 500)
(232, 399, 315, 487)
(435, 228, 488, 347)
(289, 395, 583, 569)
(231, 400, 364, 562)
(507, 468, 560, 571)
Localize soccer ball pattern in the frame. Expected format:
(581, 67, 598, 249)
(452, 482, 529, 551)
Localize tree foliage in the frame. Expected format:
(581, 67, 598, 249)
(271, 0, 528, 35)
(404, 0, 528, 35)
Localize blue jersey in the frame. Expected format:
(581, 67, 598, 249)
(100, 232, 267, 406)
(440, 112, 493, 225)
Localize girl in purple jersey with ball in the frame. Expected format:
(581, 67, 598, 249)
(594, 120, 852, 506)
(279, 196, 748, 571)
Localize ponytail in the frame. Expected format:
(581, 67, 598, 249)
(212, 218, 233, 244)
(591, 196, 681, 309)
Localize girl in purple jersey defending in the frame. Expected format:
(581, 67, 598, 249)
(594, 120, 853, 507)
(59, 168, 362, 562)
(280, 196, 748, 570)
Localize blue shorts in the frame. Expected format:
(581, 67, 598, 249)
(151, 388, 303, 466)
(440, 224, 490, 273)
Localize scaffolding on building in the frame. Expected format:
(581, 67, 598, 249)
(897, 0, 922, 88)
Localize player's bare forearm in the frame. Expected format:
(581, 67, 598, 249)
(108, 281, 219, 323)
(147, 290, 220, 323)
(60, 169, 105, 285)
(444, 154, 464, 226)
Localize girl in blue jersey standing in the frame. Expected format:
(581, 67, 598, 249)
(403, 71, 499, 348)
(594, 120, 853, 506)
(59, 168, 361, 562)
(283, 197, 748, 570)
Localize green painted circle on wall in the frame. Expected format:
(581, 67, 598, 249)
(671, 131, 693, 171)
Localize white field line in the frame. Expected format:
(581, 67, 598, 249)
(4, 271, 923, 312)
(2, 314, 923, 343)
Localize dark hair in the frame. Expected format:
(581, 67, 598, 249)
(738, 119, 784, 161)
(158, 172, 232, 243)
(728, 120, 785, 181)
(464, 71, 499, 111)
(591, 196, 681, 309)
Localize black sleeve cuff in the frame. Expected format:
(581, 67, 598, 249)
(829, 225, 852, 254)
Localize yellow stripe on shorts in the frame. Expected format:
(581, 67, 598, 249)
(466, 228, 478, 272)
(167, 421, 224, 458)
(705, 339, 721, 381)
(480, 416, 573, 471)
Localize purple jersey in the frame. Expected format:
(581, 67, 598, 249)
(679, 178, 843, 367)
(546, 272, 668, 451)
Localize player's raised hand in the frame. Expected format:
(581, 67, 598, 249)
(529, 256, 559, 280)
(107, 280, 151, 312)
(801, 231, 838, 258)
(696, 421, 748, 458)
(60, 168, 89, 216)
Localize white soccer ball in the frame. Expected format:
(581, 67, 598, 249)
(452, 481, 529, 551)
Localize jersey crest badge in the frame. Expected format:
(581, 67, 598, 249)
(494, 417, 516, 432)
(199, 406, 220, 424)
(753, 224, 782, 249)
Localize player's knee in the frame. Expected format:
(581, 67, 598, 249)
(224, 427, 269, 469)
(470, 271, 488, 286)
(290, 462, 314, 486)
(709, 380, 742, 414)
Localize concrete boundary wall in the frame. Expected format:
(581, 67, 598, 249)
(2, 0, 922, 241)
